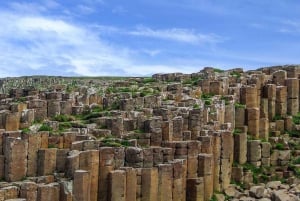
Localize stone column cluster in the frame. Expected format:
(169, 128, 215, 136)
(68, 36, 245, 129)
(0, 66, 299, 201)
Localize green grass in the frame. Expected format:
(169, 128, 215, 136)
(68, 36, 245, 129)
(59, 122, 72, 131)
(139, 88, 159, 97)
(134, 129, 144, 134)
(16, 96, 27, 103)
(110, 101, 120, 110)
(91, 106, 103, 113)
(275, 143, 285, 150)
(81, 112, 102, 120)
(209, 194, 217, 201)
(273, 114, 283, 121)
(213, 68, 224, 73)
(293, 157, 300, 164)
(201, 93, 213, 106)
(48, 144, 56, 148)
(221, 96, 230, 105)
(38, 124, 53, 132)
(100, 138, 130, 147)
(234, 103, 246, 109)
(204, 100, 212, 106)
(119, 87, 131, 93)
(286, 130, 300, 138)
(105, 87, 117, 94)
(292, 112, 300, 124)
(121, 140, 130, 147)
(53, 114, 74, 122)
(142, 77, 156, 83)
(233, 129, 242, 135)
(193, 104, 200, 109)
(182, 77, 203, 86)
(242, 163, 263, 184)
(201, 93, 213, 99)
(230, 71, 241, 78)
(22, 127, 30, 134)
(288, 164, 300, 178)
(230, 180, 245, 189)
(98, 124, 108, 129)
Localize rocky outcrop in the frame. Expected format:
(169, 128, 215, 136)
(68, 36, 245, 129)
(0, 65, 299, 200)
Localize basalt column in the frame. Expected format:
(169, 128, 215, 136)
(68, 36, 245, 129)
(285, 78, 299, 115)
(4, 137, 28, 182)
(79, 150, 99, 201)
(276, 86, 287, 117)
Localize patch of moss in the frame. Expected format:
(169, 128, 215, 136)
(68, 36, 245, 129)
(38, 124, 53, 132)
(142, 77, 156, 84)
(293, 157, 300, 165)
(91, 106, 103, 113)
(53, 114, 74, 122)
(286, 130, 300, 138)
(275, 143, 285, 150)
(82, 112, 102, 120)
(59, 122, 72, 131)
(22, 127, 30, 134)
(221, 96, 230, 105)
(16, 96, 27, 103)
(231, 180, 245, 190)
(234, 103, 246, 109)
(233, 129, 242, 135)
(242, 163, 263, 184)
(201, 93, 213, 100)
(292, 112, 300, 124)
(183, 77, 203, 86)
(134, 129, 144, 134)
(193, 104, 200, 109)
(204, 100, 212, 106)
(213, 68, 224, 73)
(273, 114, 284, 121)
(230, 71, 241, 78)
(288, 164, 300, 178)
(209, 194, 217, 201)
(101, 138, 130, 147)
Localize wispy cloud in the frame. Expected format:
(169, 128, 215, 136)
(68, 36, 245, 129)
(129, 26, 223, 44)
(9, 2, 48, 14)
(75, 24, 223, 46)
(0, 7, 210, 77)
(77, 5, 95, 15)
(0, 10, 133, 76)
(143, 0, 231, 16)
(112, 5, 127, 14)
(0, 1, 235, 77)
(141, 49, 162, 57)
(279, 19, 300, 33)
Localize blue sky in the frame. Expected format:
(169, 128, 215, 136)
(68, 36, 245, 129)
(0, 0, 300, 77)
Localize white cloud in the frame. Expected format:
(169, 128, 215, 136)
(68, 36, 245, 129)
(0, 11, 131, 76)
(0, 10, 205, 77)
(141, 49, 162, 57)
(0, 1, 228, 77)
(279, 20, 300, 33)
(129, 26, 222, 44)
(9, 2, 47, 14)
(44, 0, 60, 9)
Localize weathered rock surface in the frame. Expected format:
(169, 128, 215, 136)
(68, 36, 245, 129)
(0, 66, 299, 201)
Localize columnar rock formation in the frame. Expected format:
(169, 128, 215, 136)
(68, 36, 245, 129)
(0, 65, 299, 201)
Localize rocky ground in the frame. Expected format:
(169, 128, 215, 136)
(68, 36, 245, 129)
(0, 65, 299, 201)
(214, 180, 300, 201)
